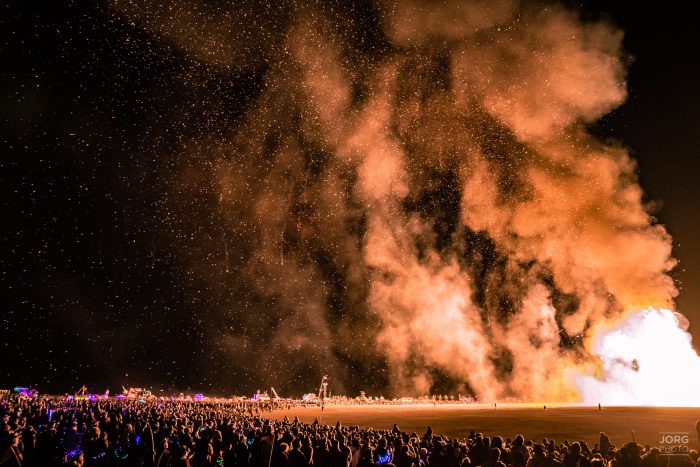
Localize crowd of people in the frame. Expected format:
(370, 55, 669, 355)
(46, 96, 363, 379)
(1, 395, 697, 467)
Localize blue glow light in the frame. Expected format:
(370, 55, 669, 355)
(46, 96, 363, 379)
(377, 451, 392, 464)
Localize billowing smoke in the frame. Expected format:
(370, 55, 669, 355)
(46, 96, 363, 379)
(111, 0, 683, 400)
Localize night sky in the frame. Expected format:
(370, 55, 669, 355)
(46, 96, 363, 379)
(2, 0, 699, 396)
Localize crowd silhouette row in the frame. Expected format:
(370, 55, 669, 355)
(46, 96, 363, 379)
(1, 396, 698, 467)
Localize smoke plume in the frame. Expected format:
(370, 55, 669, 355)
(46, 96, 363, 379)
(111, 0, 679, 399)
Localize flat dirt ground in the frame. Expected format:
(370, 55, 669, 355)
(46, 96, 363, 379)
(266, 404, 700, 448)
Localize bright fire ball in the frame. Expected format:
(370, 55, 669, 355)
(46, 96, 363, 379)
(576, 307, 700, 406)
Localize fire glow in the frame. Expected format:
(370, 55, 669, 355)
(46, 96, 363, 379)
(575, 308, 700, 407)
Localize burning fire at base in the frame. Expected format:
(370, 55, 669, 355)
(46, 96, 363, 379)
(574, 308, 700, 407)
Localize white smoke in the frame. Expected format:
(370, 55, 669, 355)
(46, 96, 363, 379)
(575, 308, 700, 406)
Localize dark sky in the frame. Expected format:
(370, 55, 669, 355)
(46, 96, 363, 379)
(1, 0, 699, 395)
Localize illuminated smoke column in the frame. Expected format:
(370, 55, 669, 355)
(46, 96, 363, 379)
(111, 0, 698, 402)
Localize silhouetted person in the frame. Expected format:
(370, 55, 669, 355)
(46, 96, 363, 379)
(394, 445, 416, 467)
(288, 438, 308, 467)
(487, 447, 506, 467)
(0, 430, 23, 467)
(270, 442, 291, 467)
(599, 433, 611, 454)
(564, 442, 588, 467)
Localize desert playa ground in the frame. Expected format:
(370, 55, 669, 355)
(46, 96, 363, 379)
(267, 404, 700, 448)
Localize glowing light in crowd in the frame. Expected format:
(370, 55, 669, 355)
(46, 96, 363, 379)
(575, 308, 700, 406)
(377, 451, 392, 464)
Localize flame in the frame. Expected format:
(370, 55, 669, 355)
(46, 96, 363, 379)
(574, 308, 700, 407)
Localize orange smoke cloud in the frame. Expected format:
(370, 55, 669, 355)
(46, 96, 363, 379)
(115, 0, 683, 400)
